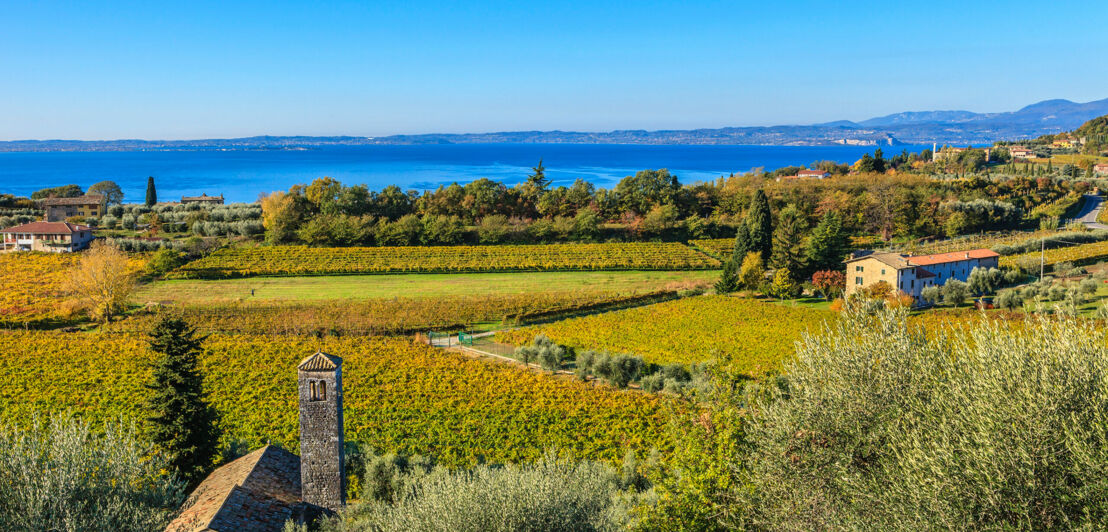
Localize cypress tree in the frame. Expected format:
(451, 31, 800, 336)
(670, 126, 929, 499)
(145, 317, 220, 487)
(145, 176, 157, 206)
(747, 189, 773, 263)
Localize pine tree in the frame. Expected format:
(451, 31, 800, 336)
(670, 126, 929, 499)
(145, 176, 157, 206)
(771, 205, 807, 277)
(715, 259, 739, 293)
(747, 189, 773, 263)
(731, 223, 753, 264)
(145, 318, 220, 487)
(805, 210, 848, 274)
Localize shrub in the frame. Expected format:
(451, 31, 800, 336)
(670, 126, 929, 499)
(0, 415, 184, 531)
(640, 373, 665, 393)
(314, 453, 630, 532)
(920, 285, 941, 305)
(591, 353, 644, 388)
(941, 279, 968, 306)
(996, 289, 1023, 311)
(733, 305, 1108, 529)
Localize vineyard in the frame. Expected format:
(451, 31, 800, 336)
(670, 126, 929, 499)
(692, 235, 877, 261)
(0, 331, 668, 466)
(111, 290, 685, 335)
(0, 252, 145, 326)
(1001, 240, 1108, 269)
(166, 243, 721, 279)
(0, 253, 78, 325)
(497, 296, 836, 373)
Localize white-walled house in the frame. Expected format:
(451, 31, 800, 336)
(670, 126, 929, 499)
(0, 222, 95, 252)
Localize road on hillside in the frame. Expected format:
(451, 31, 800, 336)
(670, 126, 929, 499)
(1073, 194, 1108, 230)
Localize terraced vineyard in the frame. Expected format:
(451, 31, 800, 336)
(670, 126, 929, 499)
(0, 331, 668, 466)
(1001, 240, 1108, 269)
(497, 296, 836, 373)
(168, 243, 721, 279)
(112, 290, 684, 335)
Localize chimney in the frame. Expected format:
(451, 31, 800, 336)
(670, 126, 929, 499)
(297, 351, 345, 512)
(965, 252, 970, 259)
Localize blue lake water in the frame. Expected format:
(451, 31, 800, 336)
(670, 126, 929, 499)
(0, 144, 922, 203)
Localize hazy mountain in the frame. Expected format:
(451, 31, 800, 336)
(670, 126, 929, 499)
(3, 98, 1106, 151)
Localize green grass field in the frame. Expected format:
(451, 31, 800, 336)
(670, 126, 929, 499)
(133, 270, 717, 304)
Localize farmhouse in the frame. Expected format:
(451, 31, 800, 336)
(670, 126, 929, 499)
(0, 221, 95, 253)
(181, 193, 225, 205)
(844, 248, 1000, 301)
(1095, 163, 1108, 176)
(40, 195, 105, 222)
(1008, 146, 1035, 159)
(166, 351, 345, 532)
(797, 169, 831, 179)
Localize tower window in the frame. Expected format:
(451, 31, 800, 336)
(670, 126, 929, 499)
(310, 380, 327, 401)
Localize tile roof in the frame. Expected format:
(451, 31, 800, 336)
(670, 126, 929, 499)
(1, 221, 92, 234)
(907, 249, 1000, 266)
(165, 446, 304, 532)
(298, 352, 341, 371)
(845, 248, 999, 269)
(39, 195, 104, 206)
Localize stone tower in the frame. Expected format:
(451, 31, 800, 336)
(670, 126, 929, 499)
(297, 351, 345, 511)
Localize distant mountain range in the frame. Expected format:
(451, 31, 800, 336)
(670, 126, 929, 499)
(3, 98, 1107, 152)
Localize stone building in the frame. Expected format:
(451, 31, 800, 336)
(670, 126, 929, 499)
(40, 195, 105, 222)
(297, 351, 345, 511)
(165, 351, 345, 531)
(181, 193, 225, 205)
(844, 248, 1000, 302)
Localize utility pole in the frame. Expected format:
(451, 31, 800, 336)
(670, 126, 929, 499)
(1041, 237, 1045, 281)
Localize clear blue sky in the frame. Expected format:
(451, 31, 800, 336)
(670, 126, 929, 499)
(2, 0, 1106, 140)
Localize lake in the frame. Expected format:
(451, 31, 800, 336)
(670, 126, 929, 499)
(0, 144, 921, 203)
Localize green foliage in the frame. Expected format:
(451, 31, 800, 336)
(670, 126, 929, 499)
(804, 210, 848, 272)
(966, 266, 1006, 296)
(714, 259, 739, 293)
(88, 180, 124, 205)
(514, 334, 568, 373)
(591, 352, 644, 388)
(0, 415, 184, 531)
(731, 306, 1108, 529)
(747, 190, 773, 262)
(31, 184, 83, 200)
(478, 214, 514, 244)
(996, 289, 1023, 310)
(770, 205, 807, 275)
(311, 453, 631, 532)
(730, 223, 753, 264)
(920, 285, 941, 305)
(145, 317, 221, 487)
(145, 248, 186, 277)
(941, 278, 969, 306)
(145, 176, 157, 206)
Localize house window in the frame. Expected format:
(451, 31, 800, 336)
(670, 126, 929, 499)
(310, 380, 327, 401)
(855, 276, 863, 285)
(881, 269, 886, 275)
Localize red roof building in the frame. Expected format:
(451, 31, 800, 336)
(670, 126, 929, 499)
(1, 221, 95, 253)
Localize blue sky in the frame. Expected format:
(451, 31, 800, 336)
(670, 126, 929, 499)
(2, 0, 1106, 140)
